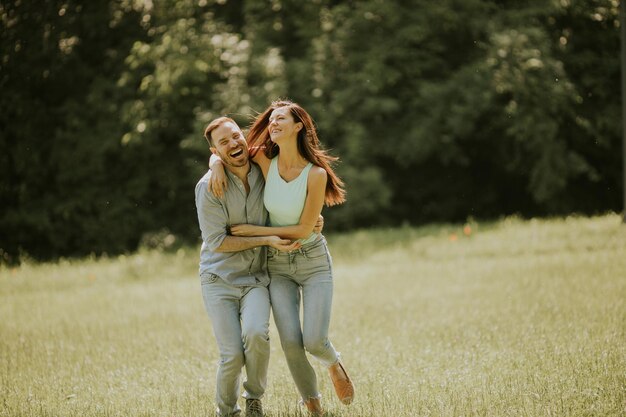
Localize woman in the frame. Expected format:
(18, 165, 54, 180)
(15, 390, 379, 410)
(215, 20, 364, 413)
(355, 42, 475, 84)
(209, 99, 354, 415)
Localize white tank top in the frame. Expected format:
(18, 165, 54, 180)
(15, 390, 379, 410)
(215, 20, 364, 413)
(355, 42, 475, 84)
(264, 156, 318, 244)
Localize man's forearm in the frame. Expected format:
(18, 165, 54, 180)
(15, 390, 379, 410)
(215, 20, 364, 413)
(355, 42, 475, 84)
(215, 235, 269, 253)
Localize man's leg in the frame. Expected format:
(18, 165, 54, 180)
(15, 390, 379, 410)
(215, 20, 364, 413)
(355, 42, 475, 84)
(201, 274, 245, 416)
(240, 285, 271, 400)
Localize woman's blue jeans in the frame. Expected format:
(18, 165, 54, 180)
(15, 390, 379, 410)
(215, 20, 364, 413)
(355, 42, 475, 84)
(267, 236, 339, 401)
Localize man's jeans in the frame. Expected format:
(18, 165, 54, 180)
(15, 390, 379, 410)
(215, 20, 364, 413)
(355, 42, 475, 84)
(267, 236, 339, 402)
(200, 273, 270, 416)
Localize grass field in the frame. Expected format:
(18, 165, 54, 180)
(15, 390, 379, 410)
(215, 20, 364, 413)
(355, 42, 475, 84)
(1, 214, 625, 417)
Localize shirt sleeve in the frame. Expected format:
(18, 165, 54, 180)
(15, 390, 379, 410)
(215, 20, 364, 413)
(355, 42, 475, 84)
(195, 175, 228, 252)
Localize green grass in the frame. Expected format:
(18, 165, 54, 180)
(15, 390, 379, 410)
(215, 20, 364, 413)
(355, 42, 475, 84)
(1, 214, 625, 416)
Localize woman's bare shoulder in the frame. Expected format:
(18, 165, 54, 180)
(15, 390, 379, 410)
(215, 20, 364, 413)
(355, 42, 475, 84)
(308, 165, 327, 183)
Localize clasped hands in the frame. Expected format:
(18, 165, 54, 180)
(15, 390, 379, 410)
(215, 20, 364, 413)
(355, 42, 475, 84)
(229, 216, 324, 253)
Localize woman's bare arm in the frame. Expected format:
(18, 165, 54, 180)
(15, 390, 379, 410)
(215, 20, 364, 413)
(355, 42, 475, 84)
(207, 154, 228, 198)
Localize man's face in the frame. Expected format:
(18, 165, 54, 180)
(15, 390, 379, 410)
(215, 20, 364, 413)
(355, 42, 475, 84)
(210, 122, 249, 168)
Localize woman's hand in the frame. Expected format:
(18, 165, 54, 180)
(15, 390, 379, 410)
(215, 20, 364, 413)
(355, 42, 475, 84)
(230, 224, 263, 236)
(267, 236, 302, 252)
(208, 157, 227, 198)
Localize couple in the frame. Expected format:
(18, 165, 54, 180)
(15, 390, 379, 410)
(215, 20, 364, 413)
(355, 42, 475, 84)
(194, 99, 354, 416)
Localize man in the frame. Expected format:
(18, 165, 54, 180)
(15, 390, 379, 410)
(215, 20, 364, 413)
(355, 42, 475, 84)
(195, 117, 305, 417)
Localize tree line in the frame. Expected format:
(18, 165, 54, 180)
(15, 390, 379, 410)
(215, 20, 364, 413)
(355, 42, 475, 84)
(0, 0, 621, 263)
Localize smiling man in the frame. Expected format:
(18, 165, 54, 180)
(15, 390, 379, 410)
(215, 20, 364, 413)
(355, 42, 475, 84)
(195, 117, 300, 417)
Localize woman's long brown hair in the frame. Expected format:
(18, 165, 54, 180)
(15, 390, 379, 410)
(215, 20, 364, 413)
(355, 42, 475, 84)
(247, 99, 346, 206)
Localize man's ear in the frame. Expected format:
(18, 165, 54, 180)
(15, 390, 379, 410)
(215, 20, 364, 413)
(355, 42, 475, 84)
(210, 147, 217, 155)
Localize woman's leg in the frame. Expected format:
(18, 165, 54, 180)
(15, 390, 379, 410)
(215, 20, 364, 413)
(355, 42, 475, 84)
(299, 238, 339, 367)
(301, 273, 338, 367)
(299, 238, 355, 405)
(269, 273, 320, 401)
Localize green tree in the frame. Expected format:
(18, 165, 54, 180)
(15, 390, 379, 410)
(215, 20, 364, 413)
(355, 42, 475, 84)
(308, 0, 620, 225)
(0, 0, 146, 261)
(116, 0, 255, 242)
(1, 0, 621, 262)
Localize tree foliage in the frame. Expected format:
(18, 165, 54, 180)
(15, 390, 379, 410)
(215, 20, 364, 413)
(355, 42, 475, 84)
(0, 0, 621, 263)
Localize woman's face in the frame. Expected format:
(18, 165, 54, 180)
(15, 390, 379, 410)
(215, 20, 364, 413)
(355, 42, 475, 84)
(268, 107, 302, 144)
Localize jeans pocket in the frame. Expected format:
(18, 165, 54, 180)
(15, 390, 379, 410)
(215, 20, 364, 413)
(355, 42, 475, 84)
(200, 273, 219, 285)
(304, 242, 329, 260)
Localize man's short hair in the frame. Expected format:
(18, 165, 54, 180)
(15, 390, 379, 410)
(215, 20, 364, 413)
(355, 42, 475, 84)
(204, 117, 237, 146)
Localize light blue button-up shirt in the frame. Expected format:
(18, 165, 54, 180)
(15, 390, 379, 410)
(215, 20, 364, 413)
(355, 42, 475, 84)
(194, 164, 269, 286)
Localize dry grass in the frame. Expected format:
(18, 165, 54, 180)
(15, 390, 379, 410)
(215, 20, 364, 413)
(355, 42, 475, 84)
(1, 214, 625, 416)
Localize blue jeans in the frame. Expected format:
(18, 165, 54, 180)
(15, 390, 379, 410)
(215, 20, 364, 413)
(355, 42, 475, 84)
(267, 236, 339, 401)
(200, 273, 271, 416)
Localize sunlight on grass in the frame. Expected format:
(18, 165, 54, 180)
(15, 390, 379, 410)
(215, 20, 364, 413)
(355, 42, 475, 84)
(1, 214, 625, 416)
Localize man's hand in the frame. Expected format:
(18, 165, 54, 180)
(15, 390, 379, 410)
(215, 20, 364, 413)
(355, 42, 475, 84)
(267, 236, 301, 252)
(313, 214, 324, 234)
(208, 158, 227, 198)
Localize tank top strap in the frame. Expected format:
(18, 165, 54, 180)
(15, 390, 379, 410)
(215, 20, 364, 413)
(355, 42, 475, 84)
(268, 156, 279, 180)
(301, 162, 313, 178)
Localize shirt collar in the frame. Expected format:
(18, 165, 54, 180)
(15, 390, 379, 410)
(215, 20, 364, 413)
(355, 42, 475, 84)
(224, 163, 261, 185)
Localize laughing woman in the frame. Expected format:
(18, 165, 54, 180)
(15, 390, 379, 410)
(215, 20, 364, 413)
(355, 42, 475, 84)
(209, 100, 354, 415)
